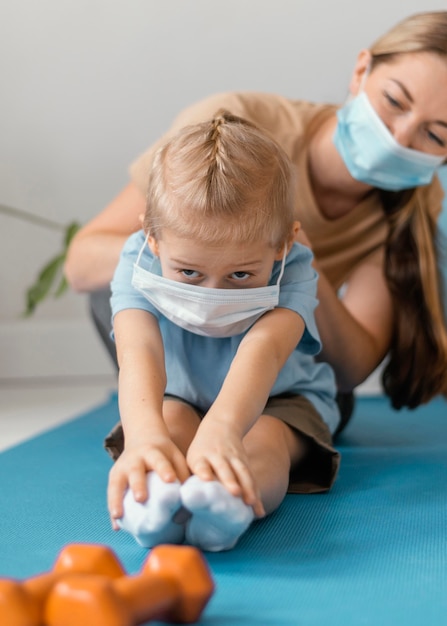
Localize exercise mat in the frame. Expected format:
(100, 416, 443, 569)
(1, 392, 446, 625)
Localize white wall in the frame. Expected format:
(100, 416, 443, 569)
(1, 0, 446, 382)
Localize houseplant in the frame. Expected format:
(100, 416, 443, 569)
(1, 203, 80, 315)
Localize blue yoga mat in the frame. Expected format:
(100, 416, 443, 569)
(1, 392, 446, 625)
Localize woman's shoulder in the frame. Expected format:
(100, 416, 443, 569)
(170, 91, 328, 135)
(129, 92, 335, 193)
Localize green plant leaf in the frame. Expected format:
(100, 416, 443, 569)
(64, 221, 81, 247)
(54, 274, 69, 298)
(24, 253, 65, 316)
(1, 203, 82, 316)
(23, 221, 81, 316)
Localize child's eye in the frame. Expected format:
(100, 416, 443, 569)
(181, 269, 200, 279)
(230, 271, 250, 280)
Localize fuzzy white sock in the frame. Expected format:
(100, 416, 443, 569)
(180, 475, 254, 552)
(117, 471, 185, 548)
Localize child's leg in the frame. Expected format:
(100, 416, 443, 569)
(180, 414, 306, 551)
(118, 399, 200, 548)
(242, 414, 308, 514)
(162, 398, 202, 455)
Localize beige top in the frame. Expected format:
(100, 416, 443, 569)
(130, 91, 444, 290)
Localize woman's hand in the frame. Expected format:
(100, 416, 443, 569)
(186, 419, 265, 518)
(107, 436, 190, 528)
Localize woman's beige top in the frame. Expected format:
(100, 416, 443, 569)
(129, 91, 444, 290)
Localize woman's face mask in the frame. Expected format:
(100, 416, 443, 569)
(131, 236, 286, 338)
(333, 91, 445, 191)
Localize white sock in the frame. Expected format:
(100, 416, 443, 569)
(117, 471, 185, 548)
(180, 475, 254, 552)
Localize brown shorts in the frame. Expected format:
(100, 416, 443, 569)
(104, 394, 340, 495)
(263, 394, 340, 494)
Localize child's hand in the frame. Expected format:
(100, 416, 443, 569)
(186, 420, 265, 518)
(107, 438, 190, 528)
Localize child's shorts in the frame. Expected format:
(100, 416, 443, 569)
(104, 393, 340, 495)
(264, 394, 340, 494)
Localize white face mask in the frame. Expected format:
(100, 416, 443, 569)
(131, 237, 286, 338)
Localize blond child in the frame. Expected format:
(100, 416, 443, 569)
(107, 111, 340, 552)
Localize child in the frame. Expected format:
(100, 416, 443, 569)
(107, 110, 341, 552)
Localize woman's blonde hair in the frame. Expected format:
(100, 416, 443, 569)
(370, 11, 447, 60)
(369, 12, 447, 408)
(144, 110, 296, 250)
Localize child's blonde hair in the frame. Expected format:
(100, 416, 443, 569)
(144, 110, 296, 249)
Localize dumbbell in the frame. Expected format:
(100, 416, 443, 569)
(0, 543, 126, 626)
(45, 544, 215, 626)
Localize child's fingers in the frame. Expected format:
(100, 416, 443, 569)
(127, 464, 150, 503)
(230, 458, 265, 517)
(107, 470, 129, 522)
(159, 446, 191, 484)
(126, 452, 178, 502)
(188, 457, 218, 483)
(193, 454, 244, 498)
(172, 456, 192, 484)
(193, 456, 265, 518)
(145, 450, 180, 484)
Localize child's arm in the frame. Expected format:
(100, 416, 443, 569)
(107, 309, 189, 524)
(186, 306, 305, 517)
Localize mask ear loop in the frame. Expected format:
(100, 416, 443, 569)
(135, 232, 151, 267)
(275, 245, 287, 286)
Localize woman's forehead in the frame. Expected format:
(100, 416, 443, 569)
(371, 52, 447, 115)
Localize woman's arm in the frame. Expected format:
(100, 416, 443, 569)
(294, 228, 393, 391)
(64, 183, 145, 292)
(315, 259, 393, 391)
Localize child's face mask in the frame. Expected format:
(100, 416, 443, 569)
(333, 91, 444, 191)
(131, 240, 286, 338)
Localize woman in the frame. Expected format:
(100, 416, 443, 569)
(65, 10, 447, 417)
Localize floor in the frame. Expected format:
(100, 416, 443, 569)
(0, 376, 116, 453)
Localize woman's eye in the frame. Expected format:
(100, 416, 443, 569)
(384, 92, 403, 110)
(181, 269, 200, 278)
(231, 271, 250, 280)
(426, 130, 445, 148)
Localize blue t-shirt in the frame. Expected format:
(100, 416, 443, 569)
(111, 231, 340, 433)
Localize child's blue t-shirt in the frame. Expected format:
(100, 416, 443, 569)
(111, 231, 340, 433)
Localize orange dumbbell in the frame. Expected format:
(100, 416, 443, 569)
(45, 544, 215, 626)
(0, 543, 126, 626)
